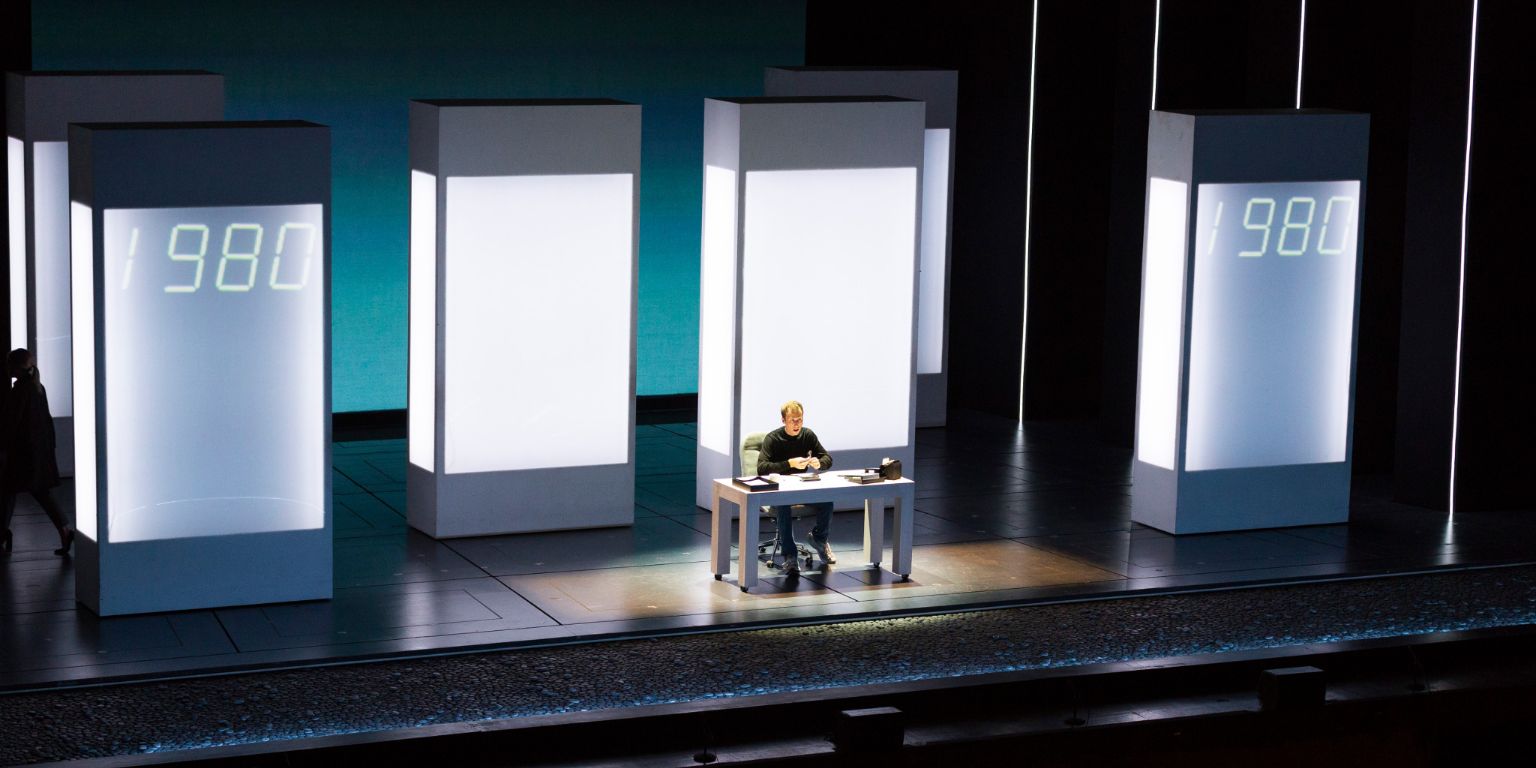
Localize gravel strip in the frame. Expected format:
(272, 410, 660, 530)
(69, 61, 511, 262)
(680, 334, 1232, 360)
(4, 565, 1536, 764)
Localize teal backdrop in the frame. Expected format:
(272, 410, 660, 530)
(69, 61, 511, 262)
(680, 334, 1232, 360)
(32, 0, 805, 411)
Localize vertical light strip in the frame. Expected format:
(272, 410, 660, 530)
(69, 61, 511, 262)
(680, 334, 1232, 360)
(407, 170, 436, 471)
(1448, 0, 1480, 516)
(1018, 0, 1040, 421)
(1151, 0, 1163, 109)
(1295, 0, 1308, 108)
(1136, 179, 1189, 470)
(917, 129, 951, 375)
(69, 202, 96, 541)
(7, 137, 28, 349)
(698, 165, 738, 453)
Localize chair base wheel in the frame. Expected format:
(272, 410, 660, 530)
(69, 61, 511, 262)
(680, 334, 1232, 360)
(714, 574, 723, 581)
(740, 586, 749, 593)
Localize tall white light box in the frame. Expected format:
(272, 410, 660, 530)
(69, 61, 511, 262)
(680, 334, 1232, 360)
(763, 68, 958, 427)
(407, 100, 638, 537)
(6, 71, 224, 475)
(70, 121, 331, 616)
(695, 97, 925, 509)
(1132, 110, 1369, 534)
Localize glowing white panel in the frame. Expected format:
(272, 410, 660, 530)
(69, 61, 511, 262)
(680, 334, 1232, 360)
(740, 167, 917, 450)
(917, 129, 951, 375)
(1135, 178, 1188, 470)
(32, 142, 72, 416)
(1185, 180, 1361, 470)
(760, 71, 957, 430)
(8, 137, 26, 349)
(697, 165, 738, 454)
(443, 173, 632, 474)
(408, 170, 436, 471)
(69, 202, 96, 542)
(102, 205, 326, 542)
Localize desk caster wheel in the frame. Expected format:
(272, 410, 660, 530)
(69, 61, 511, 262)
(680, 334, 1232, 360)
(740, 585, 750, 593)
(900, 574, 911, 582)
(714, 574, 723, 581)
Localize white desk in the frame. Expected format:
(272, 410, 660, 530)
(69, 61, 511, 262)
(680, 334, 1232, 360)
(710, 474, 916, 591)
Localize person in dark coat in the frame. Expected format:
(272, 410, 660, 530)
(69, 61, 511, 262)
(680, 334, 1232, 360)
(1, 348, 71, 556)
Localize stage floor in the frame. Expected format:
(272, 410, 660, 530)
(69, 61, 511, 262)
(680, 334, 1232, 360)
(4, 410, 1533, 690)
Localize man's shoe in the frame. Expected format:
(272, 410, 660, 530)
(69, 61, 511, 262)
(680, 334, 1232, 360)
(809, 536, 836, 565)
(781, 553, 801, 576)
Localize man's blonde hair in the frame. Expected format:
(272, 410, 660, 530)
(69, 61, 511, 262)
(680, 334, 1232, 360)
(780, 400, 804, 418)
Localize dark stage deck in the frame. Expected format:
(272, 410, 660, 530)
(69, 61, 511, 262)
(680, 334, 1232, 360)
(4, 410, 1533, 690)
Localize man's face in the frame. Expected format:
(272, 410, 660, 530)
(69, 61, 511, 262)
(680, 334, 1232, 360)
(783, 409, 804, 437)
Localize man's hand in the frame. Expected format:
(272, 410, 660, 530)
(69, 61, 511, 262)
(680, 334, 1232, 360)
(788, 457, 810, 470)
(807, 457, 822, 470)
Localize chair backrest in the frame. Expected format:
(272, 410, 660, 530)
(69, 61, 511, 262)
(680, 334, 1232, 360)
(742, 430, 791, 522)
(741, 432, 767, 475)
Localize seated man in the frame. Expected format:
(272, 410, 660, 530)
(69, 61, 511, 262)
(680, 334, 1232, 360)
(757, 400, 835, 574)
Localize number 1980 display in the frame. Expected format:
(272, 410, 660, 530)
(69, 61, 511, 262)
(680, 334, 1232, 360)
(101, 204, 325, 542)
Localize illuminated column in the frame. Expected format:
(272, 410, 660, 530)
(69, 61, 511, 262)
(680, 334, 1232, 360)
(407, 100, 638, 537)
(1132, 110, 1369, 534)
(70, 121, 331, 615)
(5, 71, 223, 476)
(764, 68, 958, 427)
(695, 97, 925, 508)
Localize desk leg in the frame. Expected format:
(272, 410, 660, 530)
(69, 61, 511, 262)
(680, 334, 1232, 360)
(710, 488, 732, 579)
(738, 498, 760, 592)
(891, 490, 914, 581)
(863, 496, 885, 569)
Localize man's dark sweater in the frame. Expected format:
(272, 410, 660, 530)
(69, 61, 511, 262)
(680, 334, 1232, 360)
(757, 427, 833, 475)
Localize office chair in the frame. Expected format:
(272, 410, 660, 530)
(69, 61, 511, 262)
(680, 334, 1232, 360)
(741, 431, 817, 571)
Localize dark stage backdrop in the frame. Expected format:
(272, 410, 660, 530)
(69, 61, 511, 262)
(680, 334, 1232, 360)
(29, 0, 804, 411)
(805, 0, 1416, 481)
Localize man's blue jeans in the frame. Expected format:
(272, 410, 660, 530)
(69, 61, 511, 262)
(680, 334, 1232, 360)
(767, 502, 833, 562)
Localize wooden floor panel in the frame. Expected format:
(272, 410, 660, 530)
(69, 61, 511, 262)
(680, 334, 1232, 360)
(503, 561, 855, 624)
